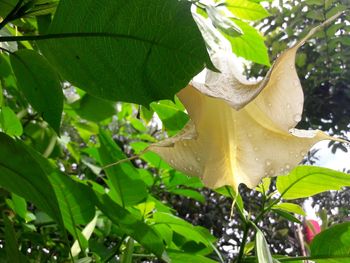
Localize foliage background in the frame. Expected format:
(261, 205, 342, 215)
(0, 0, 349, 262)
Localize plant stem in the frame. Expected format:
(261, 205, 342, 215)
(236, 221, 251, 263)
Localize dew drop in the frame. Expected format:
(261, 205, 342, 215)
(254, 147, 259, 151)
(290, 64, 295, 70)
(264, 171, 268, 176)
(269, 169, 275, 175)
(295, 154, 299, 158)
(255, 157, 259, 161)
(294, 114, 302, 122)
(265, 160, 272, 166)
(183, 142, 188, 147)
(189, 166, 193, 171)
(287, 103, 291, 109)
(196, 157, 201, 162)
(300, 150, 307, 156)
(285, 163, 291, 169)
(170, 159, 174, 164)
(268, 102, 272, 107)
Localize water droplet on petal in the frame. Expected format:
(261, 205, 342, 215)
(189, 166, 193, 171)
(265, 160, 272, 166)
(268, 102, 272, 107)
(254, 147, 259, 151)
(287, 103, 291, 109)
(269, 169, 275, 175)
(290, 64, 295, 70)
(170, 159, 174, 164)
(294, 114, 302, 122)
(183, 142, 188, 147)
(300, 150, 307, 156)
(285, 163, 291, 169)
(196, 157, 201, 162)
(255, 157, 259, 161)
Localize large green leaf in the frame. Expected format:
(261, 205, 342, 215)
(98, 131, 147, 207)
(0, 132, 62, 225)
(276, 166, 350, 200)
(3, 215, 26, 263)
(150, 100, 189, 136)
(255, 228, 273, 263)
(10, 49, 63, 134)
(226, 0, 270, 21)
(310, 222, 350, 262)
(94, 193, 165, 258)
(0, 106, 23, 136)
(152, 212, 212, 246)
(0, 0, 16, 18)
(49, 172, 96, 247)
(39, 0, 213, 106)
(76, 94, 115, 122)
(167, 250, 217, 263)
(224, 19, 270, 66)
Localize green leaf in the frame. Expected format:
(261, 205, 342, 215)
(276, 166, 350, 200)
(94, 193, 165, 258)
(224, 19, 270, 66)
(170, 188, 205, 203)
(0, 53, 12, 78)
(272, 203, 306, 216)
(98, 131, 147, 206)
(130, 141, 171, 169)
(167, 250, 217, 263)
(39, 0, 213, 106)
(0, 106, 23, 136)
(10, 49, 63, 134)
(130, 118, 147, 132)
(310, 222, 350, 262)
(76, 94, 115, 122)
(226, 0, 270, 21)
(3, 215, 26, 263)
(49, 172, 96, 246)
(0, 0, 17, 18)
(151, 100, 189, 136)
(153, 212, 211, 245)
(271, 209, 302, 224)
(255, 228, 273, 263)
(0, 132, 62, 225)
(120, 238, 134, 263)
(8, 193, 28, 220)
(206, 5, 243, 38)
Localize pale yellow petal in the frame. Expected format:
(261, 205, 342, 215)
(149, 84, 343, 191)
